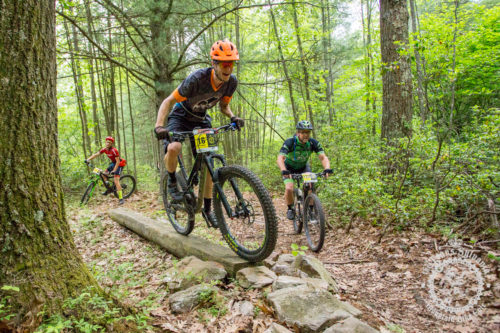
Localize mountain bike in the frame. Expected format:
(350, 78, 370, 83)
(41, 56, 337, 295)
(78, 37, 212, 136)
(160, 123, 277, 262)
(290, 171, 330, 252)
(81, 161, 136, 205)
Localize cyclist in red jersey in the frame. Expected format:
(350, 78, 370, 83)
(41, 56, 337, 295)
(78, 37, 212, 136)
(85, 136, 126, 205)
(153, 39, 245, 226)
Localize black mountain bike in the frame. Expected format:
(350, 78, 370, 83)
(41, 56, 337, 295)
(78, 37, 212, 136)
(81, 161, 136, 205)
(160, 123, 277, 262)
(290, 171, 329, 252)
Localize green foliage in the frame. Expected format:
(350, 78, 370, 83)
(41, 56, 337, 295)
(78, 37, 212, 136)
(0, 285, 19, 321)
(35, 287, 152, 332)
(196, 285, 227, 319)
(291, 243, 308, 256)
(411, 3, 499, 128)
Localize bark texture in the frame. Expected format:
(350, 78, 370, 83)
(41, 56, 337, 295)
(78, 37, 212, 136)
(0, 0, 97, 321)
(380, 0, 413, 142)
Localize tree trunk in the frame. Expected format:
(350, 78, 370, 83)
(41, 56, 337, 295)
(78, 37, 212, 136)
(62, 11, 91, 158)
(268, 0, 299, 125)
(291, 0, 315, 132)
(409, 0, 427, 124)
(321, 0, 335, 124)
(380, 0, 413, 144)
(84, 0, 101, 148)
(0, 0, 98, 320)
(367, 0, 377, 135)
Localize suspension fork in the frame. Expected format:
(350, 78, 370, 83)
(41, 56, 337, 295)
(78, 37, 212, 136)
(205, 154, 243, 218)
(213, 154, 246, 204)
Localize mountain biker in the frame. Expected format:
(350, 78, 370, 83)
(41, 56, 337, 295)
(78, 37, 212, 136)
(277, 121, 332, 220)
(153, 39, 245, 227)
(85, 136, 126, 205)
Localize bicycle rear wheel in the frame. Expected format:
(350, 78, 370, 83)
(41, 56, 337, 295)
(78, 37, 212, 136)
(80, 181, 96, 205)
(213, 165, 277, 262)
(304, 194, 326, 252)
(113, 175, 136, 199)
(161, 171, 194, 235)
(293, 188, 303, 234)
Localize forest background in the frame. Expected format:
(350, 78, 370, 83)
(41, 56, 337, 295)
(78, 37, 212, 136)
(0, 0, 498, 331)
(57, 0, 499, 239)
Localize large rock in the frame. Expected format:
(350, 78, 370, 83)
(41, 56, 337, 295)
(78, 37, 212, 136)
(272, 276, 329, 291)
(109, 208, 252, 275)
(276, 254, 297, 266)
(163, 256, 227, 292)
(267, 285, 361, 333)
(234, 300, 254, 317)
(271, 254, 309, 277)
(236, 266, 277, 289)
(168, 284, 219, 314)
(323, 317, 379, 333)
(293, 255, 338, 292)
(264, 323, 293, 333)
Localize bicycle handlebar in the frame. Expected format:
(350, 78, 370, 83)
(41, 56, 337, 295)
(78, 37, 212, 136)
(290, 170, 330, 180)
(168, 123, 238, 141)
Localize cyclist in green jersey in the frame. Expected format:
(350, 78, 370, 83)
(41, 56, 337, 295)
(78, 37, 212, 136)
(277, 120, 332, 220)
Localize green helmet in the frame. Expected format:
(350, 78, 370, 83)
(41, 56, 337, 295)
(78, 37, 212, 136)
(296, 120, 313, 130)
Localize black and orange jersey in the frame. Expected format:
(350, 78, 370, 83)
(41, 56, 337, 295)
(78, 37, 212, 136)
(170, 67, 237, 122)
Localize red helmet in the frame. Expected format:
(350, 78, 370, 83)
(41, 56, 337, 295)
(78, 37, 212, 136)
(105, 136, 115, 143)
(210, 39, 239, 61)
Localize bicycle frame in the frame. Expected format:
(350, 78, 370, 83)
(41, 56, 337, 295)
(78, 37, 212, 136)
(87, 164, 115, 191)
(172, 127, 246, 218)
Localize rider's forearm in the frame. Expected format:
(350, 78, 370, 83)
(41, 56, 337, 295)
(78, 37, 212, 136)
(113, 157, 120, 171)
(87, 153, 100, 161)
(155, 93, 176, 127)
(319, 154, 330, 169)
(277, 155, 287, 171)
(219, 102, 234, 119)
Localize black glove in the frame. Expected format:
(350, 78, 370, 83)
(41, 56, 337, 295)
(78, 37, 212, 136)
(324, 169, 333, 174)
(230, 116, 245, 130)
(281, 170, 291, 176)
(84, 159, 89, 165)
(154, 126, 169, 140)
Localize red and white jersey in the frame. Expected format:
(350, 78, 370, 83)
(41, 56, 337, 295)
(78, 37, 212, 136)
(99, 147, 120, 163)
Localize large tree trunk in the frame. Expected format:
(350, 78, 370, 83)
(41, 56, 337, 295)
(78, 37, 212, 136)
(380, 0, 413, 143)
(0, 0, 98, 321)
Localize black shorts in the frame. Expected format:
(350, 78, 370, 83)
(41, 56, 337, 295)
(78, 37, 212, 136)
(285, 163, 311, 174)
(163, 114, 213, 157)
(282, 163, 311, 184)
(106, 163, 123, 176)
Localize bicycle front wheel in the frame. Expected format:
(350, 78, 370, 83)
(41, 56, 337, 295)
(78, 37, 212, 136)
(80, 181, 96, 205)
(304, 193, 326, 252)
(113, 175, 136, 199)
(213, 165, 277, 262)
(160, 171, 194, 235)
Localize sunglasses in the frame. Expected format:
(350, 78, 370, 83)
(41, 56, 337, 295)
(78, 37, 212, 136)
(215, 61, 235, 68)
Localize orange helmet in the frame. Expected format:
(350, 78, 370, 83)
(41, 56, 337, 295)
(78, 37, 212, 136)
(210, 39, 239, 61)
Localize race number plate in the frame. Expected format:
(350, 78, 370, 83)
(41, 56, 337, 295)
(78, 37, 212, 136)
(193, 129, 218, 153)
(302, 172, 318, 183)
(92, 168, 100, 175)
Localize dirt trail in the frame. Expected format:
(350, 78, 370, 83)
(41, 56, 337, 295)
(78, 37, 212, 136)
(69, 190, 499, 332)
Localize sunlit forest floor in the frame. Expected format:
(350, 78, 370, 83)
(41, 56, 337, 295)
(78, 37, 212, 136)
(67, 189, 499, 333)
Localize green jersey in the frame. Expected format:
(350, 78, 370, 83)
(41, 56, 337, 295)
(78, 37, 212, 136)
(279, 135, 325, 170)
